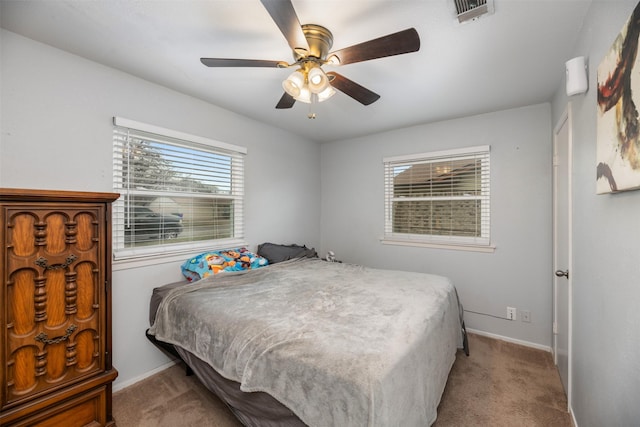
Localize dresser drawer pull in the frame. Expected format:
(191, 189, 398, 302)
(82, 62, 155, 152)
(35, 254, 78, 270)
(35, 324, 77, 345)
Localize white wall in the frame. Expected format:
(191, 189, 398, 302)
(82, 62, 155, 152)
(0, 30, 321, 388)
(551, 1, 640, 425)
(320, 103, 554, 348)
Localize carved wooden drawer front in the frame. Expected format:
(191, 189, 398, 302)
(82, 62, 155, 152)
(0, 189, 118, 427)
(4, 205, 105, 406)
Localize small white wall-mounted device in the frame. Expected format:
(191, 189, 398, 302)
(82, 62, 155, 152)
(566, 56, 588, 96)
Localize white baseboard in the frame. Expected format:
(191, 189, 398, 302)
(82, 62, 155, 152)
(466, 328, 552, 353)
(570, 406, 578, 427)
(112, 360, 176, 393)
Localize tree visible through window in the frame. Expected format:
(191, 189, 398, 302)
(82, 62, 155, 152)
(383, 146, 490, 247)
(113, 118, 246, 260)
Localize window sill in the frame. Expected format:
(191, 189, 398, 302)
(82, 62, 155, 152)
(113, 251, 194, 271)
(113, 239, 249, 271)
(380, 238, 496, 253)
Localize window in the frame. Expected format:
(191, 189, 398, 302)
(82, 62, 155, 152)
(383, 145, 491, 250)
(112, 117, 247, 261)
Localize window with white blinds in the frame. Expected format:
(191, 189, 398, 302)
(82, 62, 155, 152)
(383, 145, 491, 249)
(112, 117, 247, 261)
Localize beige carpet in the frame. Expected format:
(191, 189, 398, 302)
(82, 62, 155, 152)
(433, 333, 571, 426)
(113, 333, 571, 426)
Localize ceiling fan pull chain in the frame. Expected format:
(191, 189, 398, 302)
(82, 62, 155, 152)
(308, 93, 318, 119)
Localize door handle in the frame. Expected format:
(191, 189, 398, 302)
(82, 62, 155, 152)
(555, 269, 569, 279)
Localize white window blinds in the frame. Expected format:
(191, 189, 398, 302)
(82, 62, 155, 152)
(383, 145, 490, 247)
(112, 117, 246, 260)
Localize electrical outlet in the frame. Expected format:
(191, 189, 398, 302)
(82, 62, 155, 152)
(507, 307, 516, 321)
(522, 310, 531, 323)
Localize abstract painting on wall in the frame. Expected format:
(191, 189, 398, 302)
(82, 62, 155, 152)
(597, 1, 640, 194)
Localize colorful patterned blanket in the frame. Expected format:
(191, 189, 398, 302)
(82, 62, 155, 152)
(181, 248, 268, 282)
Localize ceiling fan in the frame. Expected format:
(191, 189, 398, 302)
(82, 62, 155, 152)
(200, 0, 420, 116)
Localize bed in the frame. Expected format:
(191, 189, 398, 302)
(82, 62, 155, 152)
(147, 249, 468, 427)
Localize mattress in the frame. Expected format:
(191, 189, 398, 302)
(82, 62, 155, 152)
(148, 258, 466, 426)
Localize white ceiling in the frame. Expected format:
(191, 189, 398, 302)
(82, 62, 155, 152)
(1, 0, 592, 142)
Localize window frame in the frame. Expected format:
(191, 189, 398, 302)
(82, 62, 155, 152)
(112, 117, 248, 267)
(381, 145, 494, 252)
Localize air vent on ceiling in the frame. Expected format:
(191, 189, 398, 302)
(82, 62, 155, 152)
(454, 0, 494, 23)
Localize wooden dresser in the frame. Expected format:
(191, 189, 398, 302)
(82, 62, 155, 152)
(0, 189, 119, 426)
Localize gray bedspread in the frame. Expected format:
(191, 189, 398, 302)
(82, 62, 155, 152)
(148, 258, 463, 426)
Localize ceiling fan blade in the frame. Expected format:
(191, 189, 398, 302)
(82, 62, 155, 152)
(327, 72, 380, 105)
(200, 58, 283, 68)
(276, 92, 296, 109)
(260, 0, 310, 52)
(328, 28, 420, 65)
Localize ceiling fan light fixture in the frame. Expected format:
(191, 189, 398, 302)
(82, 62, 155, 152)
(283, 64, 335, 104)
(307, 66, 330, 93)
(295, 86, 312, 103)
(316, 85, 336, 102)
(283, 70, 305, 98)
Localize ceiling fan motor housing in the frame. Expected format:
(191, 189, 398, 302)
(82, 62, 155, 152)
(295, 24, 334, 61)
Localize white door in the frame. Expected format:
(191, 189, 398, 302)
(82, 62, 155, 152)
(553, 107, 572, 404)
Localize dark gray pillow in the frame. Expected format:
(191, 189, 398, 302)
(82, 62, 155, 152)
(257, 242, 318, 264)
